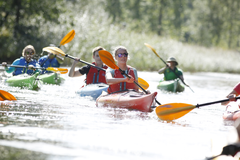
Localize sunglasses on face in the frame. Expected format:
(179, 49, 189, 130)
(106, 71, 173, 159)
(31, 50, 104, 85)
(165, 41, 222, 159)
(25, 51, 34, 55)
(117, 53, 128, 58)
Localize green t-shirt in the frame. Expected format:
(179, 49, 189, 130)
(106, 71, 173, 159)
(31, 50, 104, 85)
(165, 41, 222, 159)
(164, 67, 183, 81)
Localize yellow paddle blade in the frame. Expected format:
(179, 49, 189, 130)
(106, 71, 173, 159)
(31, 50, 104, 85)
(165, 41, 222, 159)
(98, 50, 119, 70)
(46, 67, 68, 74)
(43, 47, 66, 57)
(155, 103, 195, 121)
(0, 90, 17, 101)
(138, 77, 149, 90)
(144, 43, 161, 58)
(60, 30, 75, 46)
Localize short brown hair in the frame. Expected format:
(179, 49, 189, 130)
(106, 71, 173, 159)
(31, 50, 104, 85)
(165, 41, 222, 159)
(92, 46, 105, 56)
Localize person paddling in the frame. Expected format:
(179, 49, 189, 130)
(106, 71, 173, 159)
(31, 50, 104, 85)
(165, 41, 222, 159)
(158, 57, 184, 81)
(1, 45, 40, 76)
(38, 44, 64, 74)
(68, 46, 108, 85)
(221, 82, 240, 105)
(105, 46, 140, 93)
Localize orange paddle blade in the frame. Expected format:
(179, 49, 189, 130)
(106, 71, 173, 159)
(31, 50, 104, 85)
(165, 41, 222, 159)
(155, 103, 195, 121)
(46, 67, 68, 74)
(138, 77, 149, 90)
(0, 90, 17, 101)
(60, 30, 75, 46)
(98, 50, 119, 70)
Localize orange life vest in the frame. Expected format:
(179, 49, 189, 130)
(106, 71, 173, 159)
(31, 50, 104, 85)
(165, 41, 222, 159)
(108, 66, 136, 93)
(86, 62, 108, 85)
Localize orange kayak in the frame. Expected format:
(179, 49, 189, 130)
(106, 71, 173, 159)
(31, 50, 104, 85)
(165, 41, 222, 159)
(222, 102, 240, 121)
(96, 90, 157, 112)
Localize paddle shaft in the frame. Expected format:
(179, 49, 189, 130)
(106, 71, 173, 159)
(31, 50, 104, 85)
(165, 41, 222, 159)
(196, 96, 240, 108)
(118, 68, 161, 105)
(65, 54, 106, 71)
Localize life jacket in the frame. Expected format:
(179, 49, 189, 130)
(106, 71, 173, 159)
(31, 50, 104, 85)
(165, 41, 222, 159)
(164, 67, 183, 81)
(13, 57, 38, 76)
(108, 65, 136, 93)
(39, 55, 60, 74)
(86, 62, 108, 85)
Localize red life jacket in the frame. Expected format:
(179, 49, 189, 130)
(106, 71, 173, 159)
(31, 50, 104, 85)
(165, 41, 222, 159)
(108, 65, 136, 93)
(86, 62, 108, 85)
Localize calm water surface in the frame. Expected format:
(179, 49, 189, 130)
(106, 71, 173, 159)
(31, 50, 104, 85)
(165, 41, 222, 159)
(0, 70, 240, 160)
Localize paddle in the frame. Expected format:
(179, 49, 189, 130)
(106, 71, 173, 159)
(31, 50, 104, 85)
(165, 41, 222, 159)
(155, 97, 240, 121)
(0, 90, 17, 101)
(98, 50, 161, 105)
(144, 43, 194, 93)
(59, 30, 75, 47)
(0, 64, 68, 74)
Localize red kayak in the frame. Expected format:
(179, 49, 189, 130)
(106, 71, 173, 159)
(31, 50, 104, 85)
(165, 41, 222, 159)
(222, 102, 240, 121)
(96, 90, 157, 112)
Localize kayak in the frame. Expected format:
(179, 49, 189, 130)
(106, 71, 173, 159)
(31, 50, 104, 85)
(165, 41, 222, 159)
(96, 90, 157, 112)
(5, 72, 40, 90)
(157, 78, 185, 92)
(223, 102, 240, 121)
(76, 83, 109, 100)
(38, 72, 64, 85)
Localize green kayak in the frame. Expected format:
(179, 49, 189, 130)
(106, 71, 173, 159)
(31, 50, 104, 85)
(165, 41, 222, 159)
(38, 73, 64, 85)
(157, 78, 185, 92)
(6, 72, 40, 90)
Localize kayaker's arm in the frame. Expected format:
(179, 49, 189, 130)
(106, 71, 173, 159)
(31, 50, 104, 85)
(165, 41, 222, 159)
(105, 71, 135, 85)
(158, 66, 167, 74)
(69, 58, 83, 77)
(222, 83, 240, 105)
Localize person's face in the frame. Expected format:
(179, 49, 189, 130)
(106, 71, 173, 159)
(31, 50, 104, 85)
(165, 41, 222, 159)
(167, 61, 176, 67)
(115, 49, 128, 65)
(24, 48, 34, 62)
(48, 52, 55, 59)
(93, 51, 103, 65)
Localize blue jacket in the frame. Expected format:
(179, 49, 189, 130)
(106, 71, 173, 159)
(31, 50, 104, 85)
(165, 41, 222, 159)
(6, 57, 39, 76)
(38, 55, 60, 74)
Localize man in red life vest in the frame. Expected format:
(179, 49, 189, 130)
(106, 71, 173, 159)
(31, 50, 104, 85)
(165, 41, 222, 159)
(105, 46, 139, 93)
(68, 46, 108, 84)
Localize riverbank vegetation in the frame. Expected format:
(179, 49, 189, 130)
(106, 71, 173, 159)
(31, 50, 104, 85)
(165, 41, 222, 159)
(1, 0, 240, 73)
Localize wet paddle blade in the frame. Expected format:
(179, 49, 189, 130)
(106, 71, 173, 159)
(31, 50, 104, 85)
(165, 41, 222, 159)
(0, 90, 17, 101)
(60, 30, 75, 46)
(144, 43, 161, 58)
(46, 67, 68, 74)
(155, 103, 195, 120)
(98, 50, 119, 70)
(138, 77, 149, 90)
(43, 47, 66, 57)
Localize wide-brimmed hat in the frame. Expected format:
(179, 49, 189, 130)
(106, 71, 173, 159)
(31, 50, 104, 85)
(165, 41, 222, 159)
(167, 57, 178, 65)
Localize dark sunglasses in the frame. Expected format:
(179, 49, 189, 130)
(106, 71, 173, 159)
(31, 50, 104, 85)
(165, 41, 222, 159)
(117, 53, 128, 57)
(25, 51, 34, 55)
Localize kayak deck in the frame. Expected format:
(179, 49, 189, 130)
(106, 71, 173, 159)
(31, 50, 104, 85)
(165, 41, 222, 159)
(96, 90, 157, 112)
(38, 72, 64, 85)
(157, 78, 185, 92)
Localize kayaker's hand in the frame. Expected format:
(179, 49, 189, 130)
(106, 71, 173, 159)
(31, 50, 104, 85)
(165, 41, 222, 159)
(73, 58, 80, 64)
(221, 144, 240, 157)
(28, 65, 35, 70)
(1, 62, 7, 67)
(228, 94, 237, 102)
(125, 75, 134, 83)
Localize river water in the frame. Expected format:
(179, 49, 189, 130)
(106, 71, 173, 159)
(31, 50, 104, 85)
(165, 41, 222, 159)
(0, 70, 240, 160)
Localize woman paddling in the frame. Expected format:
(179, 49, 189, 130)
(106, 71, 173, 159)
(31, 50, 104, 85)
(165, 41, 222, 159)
(68, 46, 108, 85)
(158, 57, 184, 81)
(105, 46, 140, 93)
(1, 45, 40, 76)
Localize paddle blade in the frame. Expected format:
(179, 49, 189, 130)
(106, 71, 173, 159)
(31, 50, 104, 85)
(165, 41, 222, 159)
(43, 47, 66, 57)
(60, 30, 75, 46)
(46, 67, 68, 74)
(155, 103, 195, 121)
(138, 77, 149, 90)
(99, 50, 119, 70)
(144, 43, 161, 58)
(0, 90, 17, 101)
